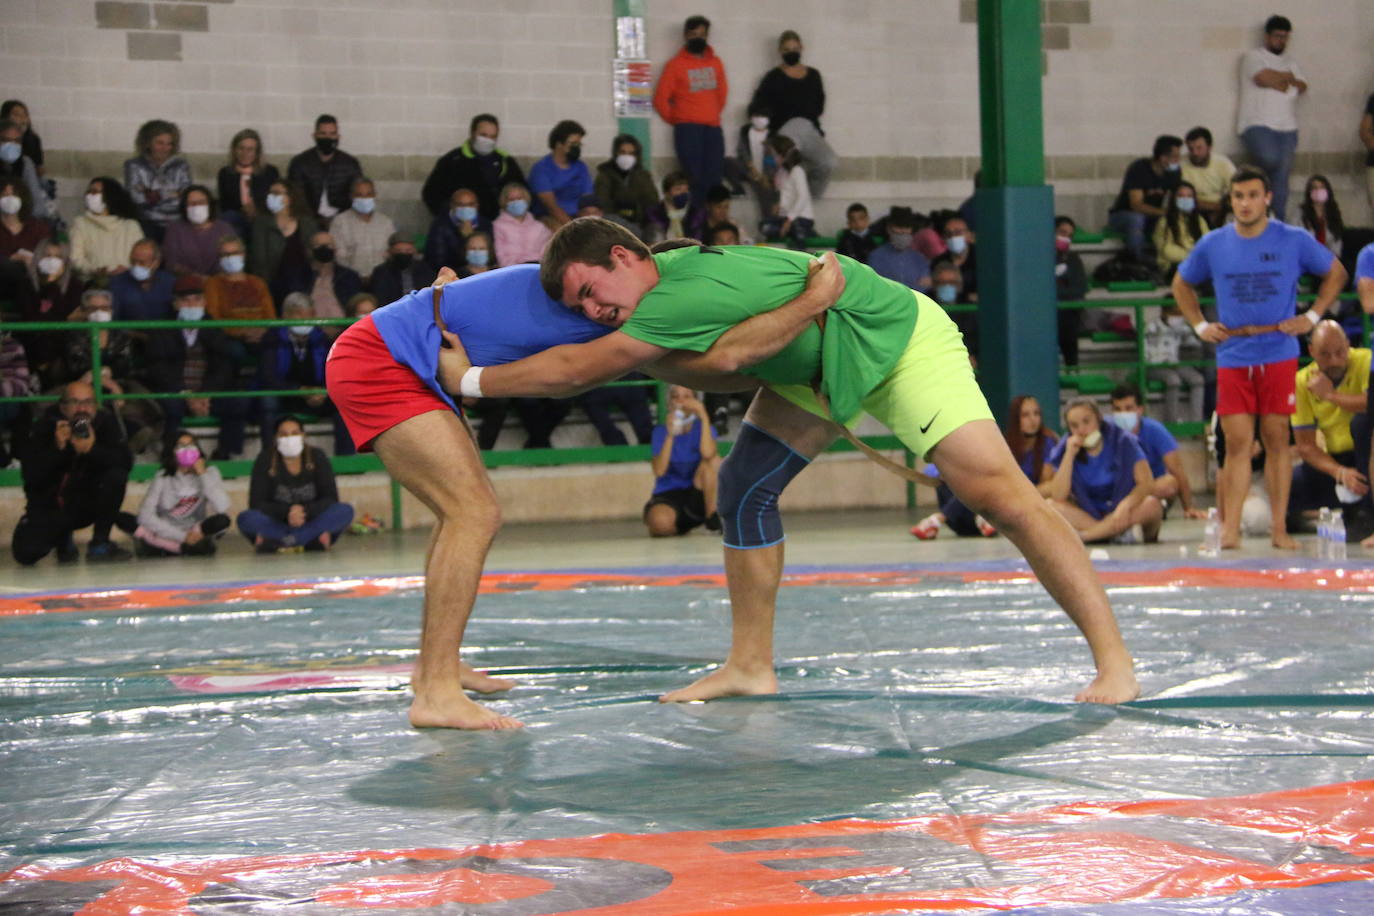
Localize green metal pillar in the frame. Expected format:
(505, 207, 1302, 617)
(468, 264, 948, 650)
(613, 0, 651, 157)
(974, 0, 1059, 429)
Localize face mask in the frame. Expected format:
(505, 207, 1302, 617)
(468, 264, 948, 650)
(0, 195, 20, 215)
(220, 254, 245, 273)
(1081, 429, 1103, 449)
(781, 51, 801, 66)
(130, 264, 152, 282)
(505, 199, 528, 217)
(1109, 411, 1138, 432)
(1055, 235, 1071, 252)
(178, 305, 204, 321)
(352, 197, 375, 215)
(265, 193, 286, 214)
(1176, 196, 1196, 213)
(565, 145, 582, 163)
(852, 226, 869, 238)
(313, 246, 334, 263)
(471, 135, 497, 156)
(290, 325, 314, 337)
(390, 253, 413, 271)
(946, 235, 967, 254)
(935, 283, 958, 303)
(315, 136, 337, 155)
(88, 309, 112, 323)
(466, 248, 489, 267)
(1311, 188, 1330, 204)
(187, 204, 210, 224)
(670, 191, 691, 209)
(0, 142, 20, 164)
(38, 256, 63, 276)
(452, 205, 477, 224)
(175, 446, 200, 468)
(276, 434, 305, 458)
(685, 36, 707, 54)
(750, 116, 770, 131)
(615, 153, 636, 172)
(888, 232, 912, 250)
(1166, 315, 1190, 330)
(85, 193, 105, 214)
(1165, 161, 1181, 172)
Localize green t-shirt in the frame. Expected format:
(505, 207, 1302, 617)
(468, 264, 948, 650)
(622, 245, 918, 423)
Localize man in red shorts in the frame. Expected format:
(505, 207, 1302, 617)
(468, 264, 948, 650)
(1173, 166, 1347, 549)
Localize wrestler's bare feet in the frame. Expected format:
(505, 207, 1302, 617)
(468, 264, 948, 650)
(1362, 532, 1374, 550)
(409, 686, 523, 730)
(1272, 532, 1299, 550)
(1074, 666, 1140, 704)
(659, 661, 779, 703)
(459, 659, 516, 693)
(1221, 533, 1242, 550)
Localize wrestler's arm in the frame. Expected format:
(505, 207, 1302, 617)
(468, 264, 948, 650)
(469, 332, 672, 398)
(642, 355, 761, 393)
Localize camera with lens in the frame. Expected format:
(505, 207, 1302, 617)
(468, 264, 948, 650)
(72, 417, 92, 439)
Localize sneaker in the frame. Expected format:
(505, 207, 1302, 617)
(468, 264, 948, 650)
(704, 512, 722, 533)
(910, 515, 941, 540)
(1112, 524, 1143, 545)
(86, 541, 132, 562)
(975, 515, 997, 537)
(254, 538, 283, 555)
(56, 534, 79, 565)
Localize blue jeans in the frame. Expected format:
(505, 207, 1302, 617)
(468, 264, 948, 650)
(673, 123, 725, 208)
(1107, 209, 1151, 263)
(236, 502, 355, 548)
(1241, 126, 1298, 221)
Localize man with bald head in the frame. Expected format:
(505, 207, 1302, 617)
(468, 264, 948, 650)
(12, 380, 135, 565)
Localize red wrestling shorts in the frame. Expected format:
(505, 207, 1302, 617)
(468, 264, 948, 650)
(1216, 358, 1298, 416)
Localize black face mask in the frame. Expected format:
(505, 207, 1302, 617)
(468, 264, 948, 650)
(390, 253, 413, 271)
(315, 137, 337, 155)
(566, 145, 582, 163)
(781, 51, 801, 66)
(313, 246, 334, 263)
(685, 37, 707, 54)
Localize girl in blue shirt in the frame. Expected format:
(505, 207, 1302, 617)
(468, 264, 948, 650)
(1046, 398, 1162, 544)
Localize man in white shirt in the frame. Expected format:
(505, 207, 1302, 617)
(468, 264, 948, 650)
(1237, 15, 1307, 221)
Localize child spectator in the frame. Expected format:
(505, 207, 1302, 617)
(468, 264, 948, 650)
(236, 415, 355, 552)
(1152, 183, 1205, 277)
(707, 223, 740, 246)
(460, 231, 493, 277)
(836, 203, 876, 264)
(762, 134, 814, 248)
(133, 430, 231, 557)
(1143, 302, 1207, 426)
(1045, 397, 1162, 544)
(1054, 216, 1088, 367)
(644, 385, 721, 537)
(645, 171, 706, 243)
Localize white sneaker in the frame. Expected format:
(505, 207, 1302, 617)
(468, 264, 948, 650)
(1113, 524, 1143, 545)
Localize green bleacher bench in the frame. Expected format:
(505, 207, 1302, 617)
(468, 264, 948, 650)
(1058, 374, 1081, 391)
(1065, 373, 1117, 395)
(1105, 281, 1157, 292)
(803, 236, 836, 250)
(1072, 230, 1106, 244)
(181, 416, 218, 428)
(1090, 331, 1133, 343)
(1146, 378, 1164, 393)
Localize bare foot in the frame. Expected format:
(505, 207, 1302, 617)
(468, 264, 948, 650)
(659, 662, 779, 703)
(1362, 533, 1374, 550)
(1272, 533, 1299, 550)
(1074, 667, 1140, 704)
(409, 686, 523, 730)
(318, 531, 332, 550)
(1221, 533, 1242, 550)
(459, 659, 516, 693)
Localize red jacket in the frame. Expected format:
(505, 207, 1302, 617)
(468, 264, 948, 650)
(653, 45, 728, 127)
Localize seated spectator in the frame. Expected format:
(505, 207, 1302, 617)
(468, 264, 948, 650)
(645, 171, 706, 243)
(347, 292, 379, 318)
(644, 385, 720, 537)
(12, 379, 136, 565)
(132, 430, 231, 557)
(123, 119, 191, 240)
(1, 99, 44, 177)
(0, 329, 37, 467)
(760, 134, 814, 248)
(530, 119, 593, 227)
(249, 178, 318, 305)
(1152, 183, 1204, 277)
(425, 187, 488, 273)
(1142, 302, 1205, 425)
(236, 415, 355, 552)
(260, 292, 352, 455)
(707, 222, 740, 246)
(216, 128, 280, 240)
(459, 231, 493, 278)
(836, 202, 876, 264)
(330, 176, 394, 277)
(68, 177, 144, 280)
(594, 133, 659, 237)
(1289, 320, 1372, 531)
(1181, 126, 1235, 228)
(580, 367, 654, 447)
(930, 258, 975, 356)
(1054, 215, 1088, 367)
(751, 30, 837, 198)
(286, 114, 362, 222)
(421, 113, 526, 222)
(703, 184, 737, 239)
(937, 213, 977, 300)
(146, 274, 252, 460)
(62, 288, 136, 398)
(162, 185, 237, 276)
(369, 232, 437, 304)
(912, 394, 1058, 539)
(867, 208, 931, 292)
(299, 230, 361, 337)
(0, 116, 51, 221)
(1300, 175, 1344, 257)
(1109, 383, 1205, 517)
(730, 101, 780, 220)
(1107, 134, 1182, 264)
(205, 235, 275, 350)
(0, 176, 48, 303)
(1045, 397, 1163, 544)
(492, 183, 552, 266)
(110, 238, 176, 321)
(17, 240, 84, 385)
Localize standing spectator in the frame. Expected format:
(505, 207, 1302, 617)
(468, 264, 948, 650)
(1299, 175, 1343, 258)
(459, 232, 493, 278)
(12, 380, 136, 565)
(644, 385, 720, 537)
(594, 134, 659, 237)
(653, 14, 728, 207)
(216, 128, 280, 240)
(732, 101, 780, 224)
(750, 30, 836, 198)
(0, 117, 51, 221)
(867, 208, 931, 293)
(421, 114, 526, 223)
(68, 177, 144, 280)
(299, 230, 361, 336)
(162, 185, 237, 276)
(110, 238, 176, 322)
(286, 114, 362, 223)
(529, 120, 593, 227)
(1, 100, 44, 176)
(206, 234, 275, 360)
(330, 176, 395, 278)
(1152, 183, 1205, 277)
(1173, 166, 1347, 550)
(645, 171, 706, 243)
(425, 187, 488, 274)
(236, 415, 355, 552)
(836, 203, 876, 264)
(249, 179, 318, 305)
(1109, 383, 1206, 517)
(1045, 397, 1163, 544)
(492, 183, 552, 267)
(0, 177, 47, 303)
(1181, 126, 1235, 228)
(123, 119, 191, 240)
(369, 233, 437, 305)
(1054, 216, 1088, 367)
(1361, 90, 1374, 215)
(17, 240, 84, 384)
(1142, 302, 1206, 426)
(132, 430, 231, 557)
(260, 292, 352, 455)
(1238, 15, 1306, 221)
(1107, 135, 1182, 264)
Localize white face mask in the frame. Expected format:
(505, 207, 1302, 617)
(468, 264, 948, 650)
(130, 264, 152, 282)
(187, 204, 210, 224)
(472, 135, 497, 156)
(290, 325, 314, 337)
(615, 153, 637, 172)
(0, 195, 20, 215)
(85, 193, 105, 214)
(178, 305, 204, 321)
(38, 256, 63, 276)
(1108, 411, 1138, 432)
(750, 116, 770, 131)
(945, 235, 967, 254)
(1082, 429, 1103, 449)
(220, 253, 245, 274)
(351, 197, 375, 215)
(88, 309, 112, 323)
(265, 193, 286, 214)
(276, 434, 305, 458)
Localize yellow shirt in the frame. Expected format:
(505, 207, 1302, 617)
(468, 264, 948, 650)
(1292, 347, 1371, 455)
(1181, 153, 1236, 205)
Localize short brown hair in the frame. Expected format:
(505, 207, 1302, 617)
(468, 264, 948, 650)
(1230, 164, 1271, 192)
(540, 217, 650, 301)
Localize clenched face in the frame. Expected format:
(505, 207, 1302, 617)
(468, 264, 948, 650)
(560, 247, 658, 328)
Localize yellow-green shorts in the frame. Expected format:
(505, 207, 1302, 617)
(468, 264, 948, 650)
(770, 291, 993, 460)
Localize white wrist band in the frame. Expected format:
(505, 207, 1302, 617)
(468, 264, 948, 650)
(1303, 309, 1320, 327)
(1192, 320, 1211, 338)
(459, 366, 484, 398)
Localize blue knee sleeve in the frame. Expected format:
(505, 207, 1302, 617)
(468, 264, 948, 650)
(718, 422, 811, 549)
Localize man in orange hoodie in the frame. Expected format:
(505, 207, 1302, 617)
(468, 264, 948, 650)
(653, 15, 728, 208)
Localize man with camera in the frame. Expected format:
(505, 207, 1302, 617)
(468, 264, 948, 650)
(12, 380, 136, 565)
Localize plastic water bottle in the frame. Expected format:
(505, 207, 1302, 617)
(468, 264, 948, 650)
(1317, 507, 1332, 561)
(1330, 511, 1347, 563)
(1201, 507, 1222, 557)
